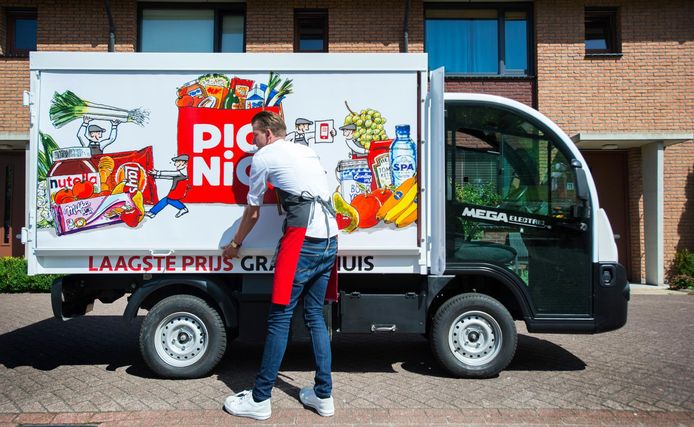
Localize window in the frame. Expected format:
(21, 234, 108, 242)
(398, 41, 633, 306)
(5, 9, 37, 57)
(139, 5, 244, 52)
(294, 9, 328, 52)
(425, 5, 531, 75)
(445, 102, 592, 315)
(585, 8, 620, 54)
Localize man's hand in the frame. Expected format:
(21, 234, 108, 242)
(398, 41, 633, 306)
(111, 119, 121, 126)
(148, 169, 158, 176)
(83, 116, 91, 123)
(222, 243, 240, 259)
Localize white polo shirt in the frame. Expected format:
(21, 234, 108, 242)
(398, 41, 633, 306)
(247, 138, 338, 238)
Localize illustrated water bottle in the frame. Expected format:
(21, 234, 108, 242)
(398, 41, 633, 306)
(390, 124, 416, 187)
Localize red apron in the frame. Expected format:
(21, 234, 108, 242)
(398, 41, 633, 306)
(271, 189, 338, 306)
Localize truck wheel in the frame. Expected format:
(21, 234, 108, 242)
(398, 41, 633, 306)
(430, 293, 517, 378)
(140, 295, 227, 379)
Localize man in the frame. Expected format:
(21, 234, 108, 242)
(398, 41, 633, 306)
(339, 123, 368, 158)
(285, 117, 314, 146)
(222, 111, 338, 421)
(146, 154, 190, 218)
(78, 116, 120, 156)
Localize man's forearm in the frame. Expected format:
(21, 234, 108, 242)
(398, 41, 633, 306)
(233, 205, 260, 244)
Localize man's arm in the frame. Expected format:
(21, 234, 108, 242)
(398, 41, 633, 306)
(77, 122, 89, 147)
(222, 205, 260, 259)
(100, 121, 119, 151)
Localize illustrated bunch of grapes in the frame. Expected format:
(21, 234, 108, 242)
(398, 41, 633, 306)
(344, 104, 388, 150)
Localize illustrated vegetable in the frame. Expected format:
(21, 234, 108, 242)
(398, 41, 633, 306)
(262, 72, 293, 106)
(49, 90, 150, 128)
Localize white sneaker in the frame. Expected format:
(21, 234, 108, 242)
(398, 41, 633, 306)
(223, 390, 271, 420)
(299, 387, 334, 417)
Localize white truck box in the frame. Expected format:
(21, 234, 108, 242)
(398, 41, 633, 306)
(24, 52, 629, 380)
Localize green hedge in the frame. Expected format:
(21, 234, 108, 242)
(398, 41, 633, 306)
(0, 257, 61, 293)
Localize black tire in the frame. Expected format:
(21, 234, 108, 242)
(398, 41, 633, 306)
(140, 294, 227, 379)
(430, 293, 517, 378)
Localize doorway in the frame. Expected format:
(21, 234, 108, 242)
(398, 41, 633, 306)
(581, 150, 631, 280)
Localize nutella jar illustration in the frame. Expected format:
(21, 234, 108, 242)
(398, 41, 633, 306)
(46, 147, 100, 206)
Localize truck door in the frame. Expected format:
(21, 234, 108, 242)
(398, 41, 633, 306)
(444, 100, 592, 316)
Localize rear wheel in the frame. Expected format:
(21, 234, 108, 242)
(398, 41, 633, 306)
(430, 293, 517, 378)
(140, 294, 226, 379)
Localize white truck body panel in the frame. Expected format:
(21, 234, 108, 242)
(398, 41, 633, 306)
(27, 53, 429, 275)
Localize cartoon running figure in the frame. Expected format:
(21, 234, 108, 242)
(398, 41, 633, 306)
(146, 154, 190, 219)
(78, 116, 120, 156)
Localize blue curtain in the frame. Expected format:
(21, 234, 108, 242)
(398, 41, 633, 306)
(426, 19, 498, 74)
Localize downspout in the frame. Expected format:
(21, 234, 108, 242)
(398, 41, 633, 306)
(104, 0, 116, 52)
(402, 0, 411, 53)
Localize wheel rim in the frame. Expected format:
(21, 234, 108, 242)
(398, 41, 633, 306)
(154, 312, 209, 368)
(448, 310, 502, 366)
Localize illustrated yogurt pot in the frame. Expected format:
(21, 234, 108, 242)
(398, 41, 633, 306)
(336, 159, 372, 204)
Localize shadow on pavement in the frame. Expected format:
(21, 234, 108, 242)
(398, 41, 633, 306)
(1, 317, 584, 381)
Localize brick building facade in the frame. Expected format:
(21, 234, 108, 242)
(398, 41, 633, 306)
(0, 0, 691, 285)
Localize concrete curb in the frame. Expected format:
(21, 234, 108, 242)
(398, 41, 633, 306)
(1, 408, 692, 426)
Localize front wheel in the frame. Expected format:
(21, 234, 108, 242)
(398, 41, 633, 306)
(140, 294, 227, 379)
(430, 293, 517, 378)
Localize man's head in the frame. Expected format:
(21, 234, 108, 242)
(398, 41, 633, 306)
(172, 154, 189, 171)
(340, 123, 356, 139)
(88, 124, 106, 141)
(251, 111, 286, 149)
(295, 118, 313, 134)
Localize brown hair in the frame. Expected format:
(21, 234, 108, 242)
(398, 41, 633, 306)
(251, 111, 287, 137)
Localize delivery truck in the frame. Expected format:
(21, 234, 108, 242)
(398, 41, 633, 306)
(23, 52, 629, 379)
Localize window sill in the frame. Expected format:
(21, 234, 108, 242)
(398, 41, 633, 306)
(444, 74, 534, 79)
(584, 53, 623, 59)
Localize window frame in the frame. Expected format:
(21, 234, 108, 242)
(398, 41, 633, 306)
(424, 2, 534, 77)
(584, 7, 621, 56)
(137, 2, 246, 53)
(5, 8, 37, 57)
(294, 9, 329, 53)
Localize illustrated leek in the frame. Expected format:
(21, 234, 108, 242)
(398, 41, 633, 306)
(262, 72, 293, 107)
(49, 90, 149, 128)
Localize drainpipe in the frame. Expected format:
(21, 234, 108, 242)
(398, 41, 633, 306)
(104, 0, 116, 52)
(402, 0, 411, 53)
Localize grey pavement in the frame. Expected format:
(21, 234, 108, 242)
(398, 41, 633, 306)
(0, 292, 692, 426)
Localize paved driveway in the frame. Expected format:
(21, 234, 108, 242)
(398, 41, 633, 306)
(0, 293, 692, 426)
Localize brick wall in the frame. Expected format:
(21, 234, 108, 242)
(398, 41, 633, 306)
(246, 0, 423, 53)
(536, 0, 694, 282)
(0, 0, 136, 134)
(444, 78, 536, 108)
(664, 141, 694, 276)
(627, 149, 644, 281)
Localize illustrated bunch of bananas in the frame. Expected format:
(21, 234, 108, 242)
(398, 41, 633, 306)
(376, 176, 418, 228)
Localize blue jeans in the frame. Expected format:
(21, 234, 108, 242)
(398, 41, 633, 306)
(149, 197, 185, 215)
(252, 237, 337, 402)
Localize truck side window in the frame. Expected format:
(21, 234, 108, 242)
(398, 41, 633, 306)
(445, 102, 592, 315)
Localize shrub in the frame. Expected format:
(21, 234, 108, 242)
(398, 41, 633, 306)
(669, 274, 694, 290)
(673, 249, 694, 277)
(0, 257, 60, 293)
(669, 249, 694, 290)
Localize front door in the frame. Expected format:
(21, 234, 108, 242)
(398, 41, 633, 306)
(0, 151, 25, 257)
(581, 150, 630, 280)
(444, 101, 593, 316)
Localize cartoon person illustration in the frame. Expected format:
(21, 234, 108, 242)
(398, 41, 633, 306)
(286, 118, 336, 146)
(339, 123, 367, 158)
(78, 116, 120, 156)
(146, 154, 190, 219)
